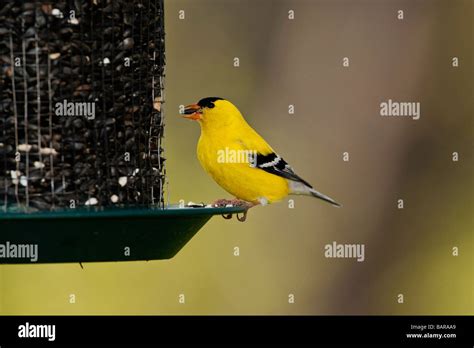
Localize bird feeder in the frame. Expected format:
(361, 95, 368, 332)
(0, 0, 243, 264)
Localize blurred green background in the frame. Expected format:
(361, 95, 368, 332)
(0, 0, 472, 314)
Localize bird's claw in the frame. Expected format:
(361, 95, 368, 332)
(236, 211, 247, 222)
(221, 210, 247, 222)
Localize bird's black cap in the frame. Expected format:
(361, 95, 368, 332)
(197, 97, 223, 108)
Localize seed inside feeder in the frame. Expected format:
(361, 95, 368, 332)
(118, 177, 128, 187)
(51, 9, 63, 18)
(18, 144, 32, 152)
(68, 18, 79, 25)
(153, 97, 162, 112)
(85, 198, 98, 206)
(39, 148, 58, 156)
(0, 0, 165, 211)
(49, 53, 61, 60)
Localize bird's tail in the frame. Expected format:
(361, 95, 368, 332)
(289, 181, 341, 207)
(309, 188, 341, 207)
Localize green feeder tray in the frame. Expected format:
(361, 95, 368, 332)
(0, 205, 246, 264)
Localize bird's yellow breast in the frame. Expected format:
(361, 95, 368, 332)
(197, 132, 289, 204)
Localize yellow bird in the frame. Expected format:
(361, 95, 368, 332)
(183, 97, 340, 220)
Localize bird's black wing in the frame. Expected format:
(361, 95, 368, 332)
(254, 152, 313, 188)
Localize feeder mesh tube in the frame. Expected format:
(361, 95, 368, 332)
(0, 0, 166, 211)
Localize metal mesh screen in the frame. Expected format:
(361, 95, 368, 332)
(0, 0, 165, 211)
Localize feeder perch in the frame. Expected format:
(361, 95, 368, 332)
(0, 0, 238, 264)
(0, 205, 246, 263)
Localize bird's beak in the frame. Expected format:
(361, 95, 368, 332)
(182, 104, 202, 120)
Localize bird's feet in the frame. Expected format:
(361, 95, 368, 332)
(212, 199, 255, 222)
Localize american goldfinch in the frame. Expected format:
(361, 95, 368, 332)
(183, 97, 340, 219)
